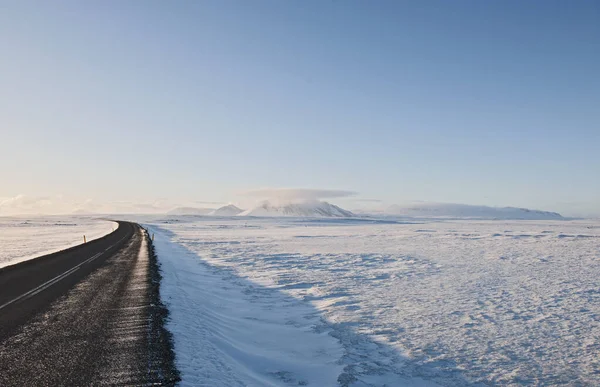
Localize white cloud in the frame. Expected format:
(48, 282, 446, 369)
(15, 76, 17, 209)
(242, 188, 357, 202)
(194, 200, 226, 205)
(352, 198, 383, 203)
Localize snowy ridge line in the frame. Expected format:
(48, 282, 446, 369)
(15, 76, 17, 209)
(209, 204, 244, 216)
(240, 200, 354, 217)
(381, 202, 564, 220)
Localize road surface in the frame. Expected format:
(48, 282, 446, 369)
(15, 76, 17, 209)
(0, 221, 179, 385)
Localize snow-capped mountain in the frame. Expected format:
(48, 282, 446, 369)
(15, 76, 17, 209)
(166, 207, 214, 216)
(239, 201, 354, 218)
(384, 202, 563, 220)
(209, 205, 244, 216)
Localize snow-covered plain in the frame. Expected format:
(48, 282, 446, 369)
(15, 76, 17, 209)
(144, 217, 600, 386)
(0, 216, 117, 268)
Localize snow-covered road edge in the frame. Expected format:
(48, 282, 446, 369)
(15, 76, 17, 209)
(145, 224, 345, 386)
(140, 226, 181, 384)
(144, 224, 445, 387)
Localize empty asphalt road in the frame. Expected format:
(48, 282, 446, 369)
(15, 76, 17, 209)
(0, 221, 179, 385)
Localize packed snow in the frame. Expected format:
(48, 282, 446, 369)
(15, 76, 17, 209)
(0, 216, 117, 268)
(144, 216, 600, 386)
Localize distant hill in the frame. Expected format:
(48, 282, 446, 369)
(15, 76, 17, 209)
(384, 202, 563, 220)
(209, 205, 244, 216)
(239, 201, 354, 218)
(166, 207, 214, 216)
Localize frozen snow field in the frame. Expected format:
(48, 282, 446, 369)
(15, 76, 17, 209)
(0, 216, 118, 268)
(144, 217, 600, 386)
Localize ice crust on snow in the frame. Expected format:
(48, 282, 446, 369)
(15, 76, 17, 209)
(239, 200, 354, 218)
(144, 216, 600, 386)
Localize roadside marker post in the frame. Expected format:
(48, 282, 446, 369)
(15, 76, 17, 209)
(83, 235, 87, 244)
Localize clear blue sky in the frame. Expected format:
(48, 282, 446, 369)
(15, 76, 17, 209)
(1, 1, 599, 216)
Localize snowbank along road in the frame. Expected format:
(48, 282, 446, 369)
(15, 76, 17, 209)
(0, 221, 179, 386)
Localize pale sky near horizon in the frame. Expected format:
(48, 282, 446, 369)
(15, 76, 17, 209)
(1, 1, 599, 216)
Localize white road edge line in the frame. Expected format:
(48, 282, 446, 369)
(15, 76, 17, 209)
(0, 233, 131, 312)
